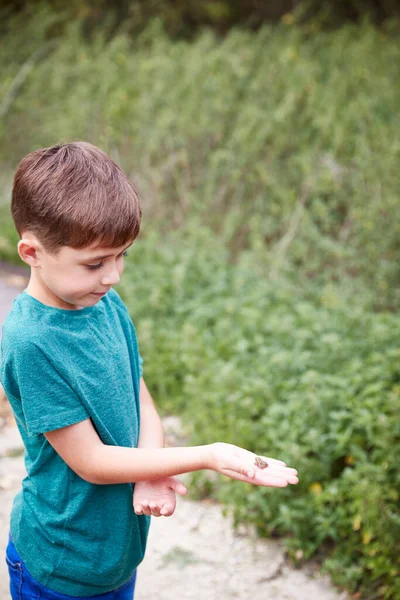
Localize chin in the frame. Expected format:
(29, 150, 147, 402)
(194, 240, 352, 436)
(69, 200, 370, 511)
(78, 297, 98, 307)
(61, 295, 96, 309)
(83, 294, 104, 305)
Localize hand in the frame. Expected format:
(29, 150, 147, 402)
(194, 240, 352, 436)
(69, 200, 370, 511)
(209, 443, 299, 487)
(133, 476, 188, 517)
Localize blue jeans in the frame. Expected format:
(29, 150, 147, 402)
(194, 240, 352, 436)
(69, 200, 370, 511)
(6, 535, 137, 600)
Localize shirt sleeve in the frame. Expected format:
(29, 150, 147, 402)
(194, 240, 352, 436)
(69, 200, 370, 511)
(12, 340, 89, 437)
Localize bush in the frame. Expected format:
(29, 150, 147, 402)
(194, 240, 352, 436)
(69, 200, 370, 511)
(0, 15, 399, 310)
(118, 226, 400, 599)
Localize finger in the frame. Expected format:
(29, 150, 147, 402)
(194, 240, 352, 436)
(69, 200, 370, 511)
(258, 477, 289, 488)
(262, 466, 298, 477)
(224, 469, 289, 487)
(285, 467, 298, 476)
(236, 459, 256, 479)
(220, 453, 255, 480)
(141, 505, 152, 517)
(134, 504, 143, 515)
(225, 467, 298, 487)
(149, 501, 162, 517)
(255, 470, 299, 486)
(261, 472, 299, 485)
(171, 480, 188, 496)
(255, 465, 298, 478)
(160, 504, 175, 517)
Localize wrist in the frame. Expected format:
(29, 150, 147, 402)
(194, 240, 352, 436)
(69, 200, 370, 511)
(201, 443, 216, 471)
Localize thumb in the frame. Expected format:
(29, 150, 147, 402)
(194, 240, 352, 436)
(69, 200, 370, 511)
(169, 476, 188, 496)
(230, 451, 255, 480)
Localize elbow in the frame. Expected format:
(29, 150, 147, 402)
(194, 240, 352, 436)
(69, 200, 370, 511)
(81, 470, 117, 485)
(78, 468, 111, 485)
(80, 470, 103, 485)
(72, 449, 106, 485)
(70, 464, 102, 485)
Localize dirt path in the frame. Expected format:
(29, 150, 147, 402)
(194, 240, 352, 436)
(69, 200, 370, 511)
(0, 271, 348, 600)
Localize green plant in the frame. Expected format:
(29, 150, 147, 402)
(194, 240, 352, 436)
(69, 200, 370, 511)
(0, 15, 399, 309)
(118, 226, 400, 598)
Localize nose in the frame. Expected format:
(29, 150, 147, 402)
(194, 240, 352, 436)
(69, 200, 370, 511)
(100, 265, 121, 286)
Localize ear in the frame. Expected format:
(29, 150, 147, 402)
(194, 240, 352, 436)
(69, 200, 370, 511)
(17, 234, 42, 268)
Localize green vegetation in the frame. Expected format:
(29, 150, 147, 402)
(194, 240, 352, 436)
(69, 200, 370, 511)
(1, 11, 399, 309)
(119, 227, 400, 599)
(0, 8, 399, 598)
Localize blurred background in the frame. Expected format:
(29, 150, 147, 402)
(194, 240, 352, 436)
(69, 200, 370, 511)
(0, 1, 399, 598)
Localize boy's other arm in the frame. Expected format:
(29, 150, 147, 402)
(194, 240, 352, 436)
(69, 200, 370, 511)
(44, 419, 298, 488)
(138, 377, 164, 449)
(134, 378, 188, 517)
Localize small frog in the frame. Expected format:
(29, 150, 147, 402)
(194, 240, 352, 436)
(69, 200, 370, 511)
(254, 456, 269, 469)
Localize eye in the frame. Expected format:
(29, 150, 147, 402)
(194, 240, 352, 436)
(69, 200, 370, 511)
(86, 263, 103, 271)
(85, 250, 128, 271)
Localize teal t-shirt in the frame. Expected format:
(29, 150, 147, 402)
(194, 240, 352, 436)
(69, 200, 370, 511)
(0, 289, 150, 597)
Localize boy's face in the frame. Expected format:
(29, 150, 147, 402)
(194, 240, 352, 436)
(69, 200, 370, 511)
(20, 236, 133, 310)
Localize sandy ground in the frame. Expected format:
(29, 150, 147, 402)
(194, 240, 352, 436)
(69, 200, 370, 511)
(0, 270, 349, 600)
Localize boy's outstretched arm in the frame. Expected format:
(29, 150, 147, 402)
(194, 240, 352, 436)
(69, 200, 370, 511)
(44, 417, 298, 488)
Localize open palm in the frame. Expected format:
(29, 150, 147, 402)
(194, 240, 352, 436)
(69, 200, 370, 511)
(133, 476, 188, 517)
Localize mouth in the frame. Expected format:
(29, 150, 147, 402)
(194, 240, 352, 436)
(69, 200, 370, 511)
(91, 291, 109, 297)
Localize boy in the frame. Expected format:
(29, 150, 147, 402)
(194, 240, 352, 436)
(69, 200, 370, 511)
(0, 142, 298, 599)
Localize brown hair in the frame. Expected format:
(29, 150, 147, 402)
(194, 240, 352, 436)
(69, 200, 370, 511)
(11, 142, 141, 253)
